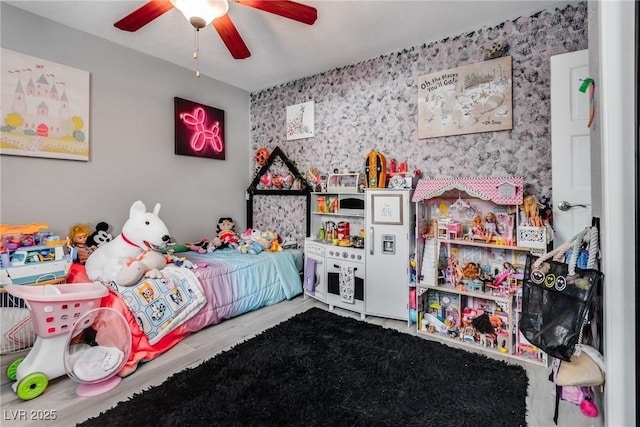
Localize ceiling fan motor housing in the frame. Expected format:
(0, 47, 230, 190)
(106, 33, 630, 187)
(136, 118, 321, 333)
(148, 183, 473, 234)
(190, 16, 206, 29)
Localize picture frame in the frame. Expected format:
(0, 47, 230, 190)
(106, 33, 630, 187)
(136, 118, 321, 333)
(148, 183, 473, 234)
(418, 56, 513, 139)
(174, 97, 225, 160)
(371, 194, 403, 225)
(1, 48, 90, 161)
(286, 101, 314, 140)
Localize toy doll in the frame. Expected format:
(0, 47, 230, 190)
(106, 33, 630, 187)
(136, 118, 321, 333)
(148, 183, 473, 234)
(484, 212, 499, 243)
(186, 239, 211, 254)
(471, 215, 486, 239)
(521, 194, 544, 227)
(68, 223, 96, 265)
(186, 217, 240, 254)
(216, 217, 239, 249)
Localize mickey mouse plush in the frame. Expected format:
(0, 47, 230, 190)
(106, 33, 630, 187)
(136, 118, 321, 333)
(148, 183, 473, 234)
(87, 222, 113, 247)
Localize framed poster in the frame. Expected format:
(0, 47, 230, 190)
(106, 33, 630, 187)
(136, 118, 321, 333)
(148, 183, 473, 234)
(371, 194, 403, 225)
(174, 97, 225, 160)
(418, 56, 513, 139)
(286, 101, 314, 140)
(1, 48, 90, 161)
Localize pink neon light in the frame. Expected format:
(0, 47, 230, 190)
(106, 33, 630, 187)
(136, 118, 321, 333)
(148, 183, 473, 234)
(179, 107, 223, 153)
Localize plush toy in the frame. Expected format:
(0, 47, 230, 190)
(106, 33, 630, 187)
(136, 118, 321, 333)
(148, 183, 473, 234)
(185, 217, 239, 254)
(185, 238, 212, 254)
(85, 201, 172, 286)
(263, 230, 282, 252)
(237, 228, 266, 255)
(87, 222, 113, 248)
(216, 217, 239, 249)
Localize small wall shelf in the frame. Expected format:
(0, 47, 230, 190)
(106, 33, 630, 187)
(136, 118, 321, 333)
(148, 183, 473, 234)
(246, 146, 312, 236)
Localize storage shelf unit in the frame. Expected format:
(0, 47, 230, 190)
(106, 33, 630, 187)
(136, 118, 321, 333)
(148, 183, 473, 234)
(309, 192, 365, 242)
(412, 177, 548, 366)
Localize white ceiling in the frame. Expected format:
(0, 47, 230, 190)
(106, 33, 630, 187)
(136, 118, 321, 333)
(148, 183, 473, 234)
(6, 0, 573, 92)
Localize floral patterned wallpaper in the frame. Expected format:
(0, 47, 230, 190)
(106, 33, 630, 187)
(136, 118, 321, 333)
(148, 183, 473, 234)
(249, 3, 587, 246)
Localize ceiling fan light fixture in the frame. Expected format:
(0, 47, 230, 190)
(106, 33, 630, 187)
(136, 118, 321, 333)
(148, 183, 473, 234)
(170, 0, 229, 29)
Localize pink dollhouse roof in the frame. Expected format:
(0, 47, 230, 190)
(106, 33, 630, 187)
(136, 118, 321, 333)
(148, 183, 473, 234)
(412, 177, 524, 205)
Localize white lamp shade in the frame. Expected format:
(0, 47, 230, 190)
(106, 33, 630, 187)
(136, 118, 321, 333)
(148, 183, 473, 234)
(171, 0, 229, 28)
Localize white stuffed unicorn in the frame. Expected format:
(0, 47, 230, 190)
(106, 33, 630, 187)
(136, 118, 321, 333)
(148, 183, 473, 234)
(85, 200, 171, 286)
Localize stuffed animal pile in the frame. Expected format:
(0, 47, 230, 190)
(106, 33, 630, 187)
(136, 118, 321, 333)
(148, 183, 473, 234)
(186, 217, 240, 254)
(184, 217, 282, 256)
(236, 228, 282, 255)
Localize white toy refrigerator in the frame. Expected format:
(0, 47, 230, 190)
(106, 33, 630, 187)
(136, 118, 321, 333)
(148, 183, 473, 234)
(364, 188, 415, 321)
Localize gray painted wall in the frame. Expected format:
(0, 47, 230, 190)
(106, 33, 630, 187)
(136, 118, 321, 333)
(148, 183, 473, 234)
(0, 4, 251, 243)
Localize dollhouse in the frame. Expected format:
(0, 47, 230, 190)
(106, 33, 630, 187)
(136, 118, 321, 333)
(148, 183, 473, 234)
(412, 177, 548, 365)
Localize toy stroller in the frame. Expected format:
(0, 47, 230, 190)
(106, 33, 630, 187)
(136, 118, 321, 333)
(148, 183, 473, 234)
(4, 283, 108, 400)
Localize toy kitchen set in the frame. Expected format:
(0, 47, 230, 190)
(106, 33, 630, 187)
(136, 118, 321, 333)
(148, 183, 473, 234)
(304, 171, 415, 322)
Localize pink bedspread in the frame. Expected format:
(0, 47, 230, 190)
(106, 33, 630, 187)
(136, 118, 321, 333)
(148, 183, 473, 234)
(68, 264, 191, 376)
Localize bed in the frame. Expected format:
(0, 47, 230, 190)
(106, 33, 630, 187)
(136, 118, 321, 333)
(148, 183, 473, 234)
(67, 248, 303, 376)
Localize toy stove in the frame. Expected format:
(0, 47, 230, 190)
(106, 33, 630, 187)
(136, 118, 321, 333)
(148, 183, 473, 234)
(326, 246, 365, 265)
(326, 245, 366, 319)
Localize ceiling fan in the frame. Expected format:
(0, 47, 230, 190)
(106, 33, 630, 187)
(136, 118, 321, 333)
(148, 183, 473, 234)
(114, 0, 317, 61)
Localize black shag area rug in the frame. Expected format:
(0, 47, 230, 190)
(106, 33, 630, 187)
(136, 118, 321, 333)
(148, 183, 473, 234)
(78, 308, 528, 427)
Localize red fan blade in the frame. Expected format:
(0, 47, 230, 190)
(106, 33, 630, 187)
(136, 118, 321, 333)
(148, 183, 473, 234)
(236, 0, 317, 25)
(114, 0, 174, 32)
(212, 14, 251, 59)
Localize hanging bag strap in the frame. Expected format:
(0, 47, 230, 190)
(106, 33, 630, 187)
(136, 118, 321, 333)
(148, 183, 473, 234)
(586, 225, 599, 269)
(575, 225, 600, 346)
(532, 226, 591, 272)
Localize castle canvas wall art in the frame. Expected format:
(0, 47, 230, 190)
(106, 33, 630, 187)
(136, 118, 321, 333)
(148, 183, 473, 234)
(1, 48, 90, 161)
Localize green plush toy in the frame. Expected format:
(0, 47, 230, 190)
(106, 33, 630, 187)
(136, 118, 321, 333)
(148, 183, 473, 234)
(162, 244, 190, 254)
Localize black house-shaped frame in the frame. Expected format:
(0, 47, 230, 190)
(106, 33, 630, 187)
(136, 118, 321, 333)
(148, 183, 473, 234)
(246, 146, 312, 236)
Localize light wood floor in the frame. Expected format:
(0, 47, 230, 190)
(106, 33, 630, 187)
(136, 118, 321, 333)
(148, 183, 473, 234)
(1, 296, 603, 427)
